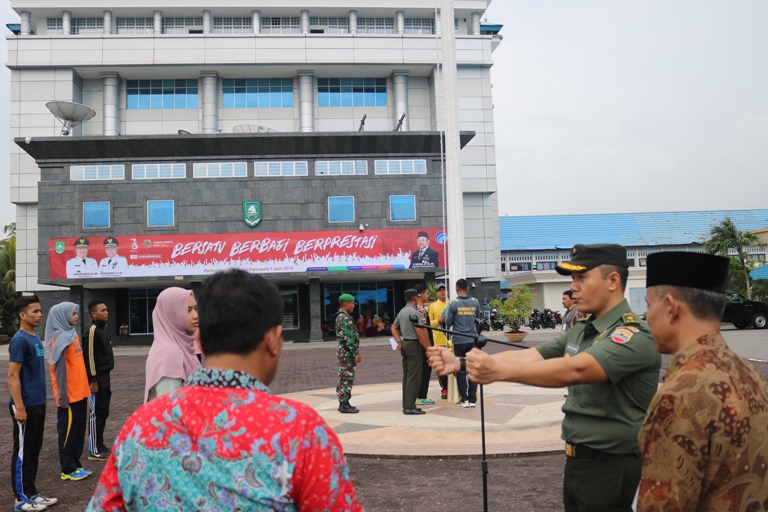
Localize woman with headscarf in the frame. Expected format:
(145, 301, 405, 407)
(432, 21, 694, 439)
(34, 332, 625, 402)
(144, 288, 201, 403)
(45, 302, 92, 481)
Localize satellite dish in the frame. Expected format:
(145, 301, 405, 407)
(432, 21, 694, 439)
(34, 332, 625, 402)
(233, 124, 278, 133)
(45, 101, 95, 136)
(177, 129, 192, 135)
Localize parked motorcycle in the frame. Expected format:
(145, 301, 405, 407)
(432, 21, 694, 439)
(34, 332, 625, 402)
(541, 308, 557, 329)
(552, 311, 563, 326)
(490, 309, 505, 331)
(529, 309, 542, 330)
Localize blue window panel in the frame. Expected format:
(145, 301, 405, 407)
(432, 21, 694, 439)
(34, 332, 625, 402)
(163, 88, 175, 108)
(247, 90, 258, 108)
(187, 92, 198, 109)
(375, 78, 386, 87)
(390, 196, 416, 221)
(127, 93, 138, 110)
(235, 87, 247, 108)
(282, 78, 293, 87)
(317, 91, 329, 107)
(247, 79, 258, 87)
(282, 90, 293, 107)
(147, 200, 174, 227)
(139, 92, 150, 109)
(223, 89, 235, 108)
(375, 90, 387, 106)
(150, 93, 163, 109)
(174, 93, 185, 109)
(140, 80, 151, 88)
(83, 202, 110, 228)
(328, 197, 355, 223)
(329, 92, 341, 107)
(341, 89, 353, 107)
(127, 80, 138, 88)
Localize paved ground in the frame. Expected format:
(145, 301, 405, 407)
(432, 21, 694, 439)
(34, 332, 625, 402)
(0, 326, 765, 511)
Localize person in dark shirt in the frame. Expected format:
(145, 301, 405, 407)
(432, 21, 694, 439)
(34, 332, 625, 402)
(82, 300, 114, 461)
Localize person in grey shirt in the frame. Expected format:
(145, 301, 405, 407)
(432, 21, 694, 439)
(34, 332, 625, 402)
(392, 289, 431, 415)
(445, 279, 482, 407)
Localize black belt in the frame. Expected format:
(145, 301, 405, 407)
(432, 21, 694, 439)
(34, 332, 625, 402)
(565, 443, 639, 461)
(402, 338, 418, 341)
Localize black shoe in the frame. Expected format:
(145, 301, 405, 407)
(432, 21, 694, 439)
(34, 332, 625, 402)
(338, 402, 359, 414)
(403, 408, 426, 415)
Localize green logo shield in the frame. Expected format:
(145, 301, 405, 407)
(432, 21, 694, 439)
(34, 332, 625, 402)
(54, 241, 65, 254)
(242, 200, 262, 227)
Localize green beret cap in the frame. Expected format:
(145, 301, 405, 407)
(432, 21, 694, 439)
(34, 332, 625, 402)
(556, 244, 628, 276)
(339, 293, 355, 303)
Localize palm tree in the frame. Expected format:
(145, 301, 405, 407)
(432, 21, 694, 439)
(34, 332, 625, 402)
(704, 217, 760, 299)
(0, 236, 15, 294)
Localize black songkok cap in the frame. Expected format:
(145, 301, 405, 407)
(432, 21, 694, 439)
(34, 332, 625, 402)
(646, 252, 729, 293)
(417, 231, 429, 239)
(556, 244, 628, 276)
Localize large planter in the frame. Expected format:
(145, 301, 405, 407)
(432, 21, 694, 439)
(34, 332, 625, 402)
(504, 332, 528, 343)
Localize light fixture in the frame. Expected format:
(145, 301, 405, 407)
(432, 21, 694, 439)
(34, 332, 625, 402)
(359, 224, 365, 232)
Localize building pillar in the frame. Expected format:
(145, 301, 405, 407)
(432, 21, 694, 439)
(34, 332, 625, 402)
(62, 11, 71, 35)
(20, 11, 31, 35)
(200, 72, 218, 134)
(435, 9, 441, 35)
(300, 10, 310, 34)
(203, 10, 212, 34)
(392, 70, 410, 132)
(396, 10, 405, 35)
(298, 70, 314, 133)
(153, 11, 162, 34)
(103, 11, 113, 34)
(252, 10, 261, 34)
(471, 12, 481, 35)
(309, 279, 323, 342)
(101, 72, 121, 136)
(349, 10, 357, 34)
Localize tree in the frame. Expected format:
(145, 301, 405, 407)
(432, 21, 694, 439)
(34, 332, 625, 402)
(489, 284, 536, 333)
(0, 224, 17, 334)
(704, 217, 761, 299)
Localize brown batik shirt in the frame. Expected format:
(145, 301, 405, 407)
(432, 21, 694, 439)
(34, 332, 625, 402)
(637, 332, 768, 512)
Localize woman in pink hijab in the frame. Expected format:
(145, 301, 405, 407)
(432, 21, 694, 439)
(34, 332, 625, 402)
(144, 287, 201, 403)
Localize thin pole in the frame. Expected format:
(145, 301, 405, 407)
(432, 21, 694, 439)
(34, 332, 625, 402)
(480, 384, 488, 512)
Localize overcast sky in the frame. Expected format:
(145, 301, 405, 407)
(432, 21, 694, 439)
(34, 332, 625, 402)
(0, 1, 766, 229)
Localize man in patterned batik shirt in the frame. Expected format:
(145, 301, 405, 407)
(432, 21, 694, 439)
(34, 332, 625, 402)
(335, 294, 361, 414)
(86, 270, 362, 511)
(639, 252, 768, 512)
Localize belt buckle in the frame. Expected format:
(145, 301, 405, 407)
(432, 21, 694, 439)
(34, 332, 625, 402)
(565, 443, 575, 457)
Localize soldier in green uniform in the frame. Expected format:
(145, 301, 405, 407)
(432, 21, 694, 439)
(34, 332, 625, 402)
(429, 244, 661, 512)
(335, 293, 361, 414)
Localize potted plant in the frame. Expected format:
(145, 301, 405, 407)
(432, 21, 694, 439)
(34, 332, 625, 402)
(489, 284, 535, 342)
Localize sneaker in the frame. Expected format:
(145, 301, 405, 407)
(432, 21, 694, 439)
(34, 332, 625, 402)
(61, 469, 90, 481)
(469, 402, 477, 408)
(441, 389, 448, 400)
(77, 468, 93, 477)
(31, 495, 58, 507)
(416, 398, 435, 405)
(98, 446, 112, 456)
(14, 499, 47, 511)
(88, 451, 109, 461)
(456, 400, 472, 408)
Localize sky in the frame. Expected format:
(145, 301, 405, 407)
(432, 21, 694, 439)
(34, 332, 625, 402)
(0, 1, 766, 229)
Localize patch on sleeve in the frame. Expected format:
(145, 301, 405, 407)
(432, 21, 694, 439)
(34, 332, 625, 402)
(621, 312, 640, 325)
(611, 328, 635, 344)
(625, 326, 639, 333)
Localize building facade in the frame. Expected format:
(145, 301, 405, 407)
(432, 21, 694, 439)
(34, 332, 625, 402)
(7, 1, 502, 342)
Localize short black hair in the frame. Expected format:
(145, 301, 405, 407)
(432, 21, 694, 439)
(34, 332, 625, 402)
(15, 295, 40, 322)
(563, 290, 574, 299)
(198, 269, 283, 356)
(652, 285, 726, 321)
(456, 279, 469, 291)
(88, 300, 106, 315)
(414, 284, 428, 294)
(404, 289, 418, 302)
(599, 265, 629, 291)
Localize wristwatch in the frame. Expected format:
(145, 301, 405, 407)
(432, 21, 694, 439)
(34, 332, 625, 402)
(459, 357, 467, 372)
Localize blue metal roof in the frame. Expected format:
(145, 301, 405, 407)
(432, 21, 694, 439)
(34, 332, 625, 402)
(480, 23, 503, 34)
(500, 209, 768, 251)
(6, 23, 20, 35)
(751, 264, 768, 281)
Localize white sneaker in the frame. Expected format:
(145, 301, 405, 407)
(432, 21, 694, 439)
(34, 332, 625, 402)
(469, 402, 477, 408)
(457, 400, 472, 408)
(14, 499, 47, 511)
(31, 495, 58, 507)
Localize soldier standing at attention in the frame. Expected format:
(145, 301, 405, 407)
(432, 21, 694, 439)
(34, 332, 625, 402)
(335, 294, 361, 414)
(429, 244, 661, 512)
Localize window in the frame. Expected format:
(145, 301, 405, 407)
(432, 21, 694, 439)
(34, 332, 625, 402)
(71, 18, 103, 35)
(536, 262, 558, 271)
(627, 258, 636, 267)
(639, 258, 647, 267)
(222, 78, 293, 108)
(404, 18, 435, 34)
(358, 18, 394, 34)
(253, 161, 308, 176)
(501, 263, 506, 272)
(127, 79, 198, 110)
(261, 17, 300, 34)
(328, 196, 355, 223)
(317, 78, 387, 107)
(374, 160, 428, 175)
(147, 200, 175, 227)
(323, 281, 395, 329)
(315, 161, 367, 175)
(390, 195, 416, 221)
(70, 165, 125, 181)
(130, 288, 162, 334)
(278, 285, 299, 330)
(193, 162, 247, 178)
(83, 202, 110, 229)
(213, 17, 252, 34)
(162, 18, 203, 34)
(132, 164, 186, 179)
(749, 254, 766, 261)
(46, 18, 63, 35)
(508, 262, 531, 272)
(309, 17, 349, 34)
(116, 18, 154, 34)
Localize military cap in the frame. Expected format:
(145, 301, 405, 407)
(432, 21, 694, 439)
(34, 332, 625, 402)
(646, 251, 729, 293)
(74, 237, 89, 247)
(103, 237, 119, 248)
(339, 293, 355, 303)
(556, 244, 628, 276)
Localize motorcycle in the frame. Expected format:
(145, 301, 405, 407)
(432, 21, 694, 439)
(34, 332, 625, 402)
(552, 311, 563, 326)
(490, 309, 505, 331)
(541, 308, 557, 329)
(529, 309, 542, 330)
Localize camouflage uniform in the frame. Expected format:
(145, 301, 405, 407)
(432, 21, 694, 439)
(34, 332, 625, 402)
(335, 310, 360, 403)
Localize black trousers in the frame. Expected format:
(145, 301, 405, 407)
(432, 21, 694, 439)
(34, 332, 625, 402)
(93, 372, 111, 452)
(9, 403, 45, 501)
(563, 455, 642, 512)
(453, 343, 478, 403)
(57, 399, 87, 474)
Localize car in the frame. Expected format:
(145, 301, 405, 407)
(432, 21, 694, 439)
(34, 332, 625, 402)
(722, 290, 768, 329)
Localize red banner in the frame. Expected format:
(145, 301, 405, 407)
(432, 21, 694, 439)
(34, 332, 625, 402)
(49, 228, 448, 280)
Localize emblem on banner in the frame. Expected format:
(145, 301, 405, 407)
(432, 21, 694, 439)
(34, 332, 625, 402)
(54, 241, 65, 254)
(242, 200, 262, 227)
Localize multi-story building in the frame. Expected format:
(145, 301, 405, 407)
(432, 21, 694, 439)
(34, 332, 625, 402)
(6, 1, 502, 342)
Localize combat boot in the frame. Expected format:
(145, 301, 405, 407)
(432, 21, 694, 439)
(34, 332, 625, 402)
(338, 401, 359, 414)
